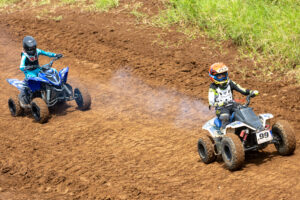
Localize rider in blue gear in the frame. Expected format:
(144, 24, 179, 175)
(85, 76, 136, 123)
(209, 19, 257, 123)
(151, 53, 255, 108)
(19, 36, 63, 106)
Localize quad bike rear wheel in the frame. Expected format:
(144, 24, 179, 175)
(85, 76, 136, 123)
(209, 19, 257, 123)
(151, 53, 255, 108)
(272, 120, 296, 156)
(197, 134, 216, 164)
(221, 133, 245, 171)
(31, 98, 49, 123)
(74, 85, 91, 111)
(8, 95, 24, 117)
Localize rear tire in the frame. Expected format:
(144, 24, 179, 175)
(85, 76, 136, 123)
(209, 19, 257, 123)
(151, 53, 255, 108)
(272, 120, 296, 156)
(221, 133, 245, 171)
(74, 85, 91, 110)
(8, 95, 24, 117)
(31, 98, 49, 123)
(197, 134, 216, 164)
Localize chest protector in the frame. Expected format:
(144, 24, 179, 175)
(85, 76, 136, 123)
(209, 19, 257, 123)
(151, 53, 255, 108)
(21, 52, 39, 67)
(215, 85, 233, 103)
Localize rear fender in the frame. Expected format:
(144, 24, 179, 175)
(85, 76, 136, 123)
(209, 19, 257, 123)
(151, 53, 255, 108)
(59, 67, 69, 83)
(6, 79, 26, 91)
(202, 118, 221, 137)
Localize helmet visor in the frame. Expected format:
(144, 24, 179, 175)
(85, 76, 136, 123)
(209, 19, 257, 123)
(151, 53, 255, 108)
(25, 46, 36, 56)
(216, 72, 228, 81)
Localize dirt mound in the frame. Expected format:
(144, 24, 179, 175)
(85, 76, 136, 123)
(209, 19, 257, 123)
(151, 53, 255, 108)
(0, 1, 299, 199)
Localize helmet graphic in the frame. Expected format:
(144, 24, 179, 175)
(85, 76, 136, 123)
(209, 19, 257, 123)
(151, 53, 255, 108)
(209, 62, 229, 85)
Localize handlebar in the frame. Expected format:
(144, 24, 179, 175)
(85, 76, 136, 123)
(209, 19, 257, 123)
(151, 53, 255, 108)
(216, 91, 255, 109)
(40, 56, 63, 70)
(245, 91, 255, 107)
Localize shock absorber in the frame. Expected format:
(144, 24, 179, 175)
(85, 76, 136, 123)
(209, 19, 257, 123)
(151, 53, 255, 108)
(240, 129, 249, 141)
(63, 84, 72, 96)
(46, 89, 51, 103)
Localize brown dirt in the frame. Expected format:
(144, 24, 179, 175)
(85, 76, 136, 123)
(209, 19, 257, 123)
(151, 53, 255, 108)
(0, 1, 299, 199)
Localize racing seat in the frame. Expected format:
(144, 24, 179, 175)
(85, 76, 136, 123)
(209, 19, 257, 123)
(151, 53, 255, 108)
(214, 112, 235, 129)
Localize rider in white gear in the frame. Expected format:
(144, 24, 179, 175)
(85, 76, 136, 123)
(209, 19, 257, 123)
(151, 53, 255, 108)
(208, 63, 259, 132)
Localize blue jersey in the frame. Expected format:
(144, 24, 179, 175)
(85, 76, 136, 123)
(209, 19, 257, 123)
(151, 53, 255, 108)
(20, 48, 57, 79)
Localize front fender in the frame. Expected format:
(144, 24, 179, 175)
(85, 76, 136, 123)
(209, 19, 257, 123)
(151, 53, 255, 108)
(259, 113, 273, 127)
(59, 67, 69, 83)
(225, 121, 256, 134)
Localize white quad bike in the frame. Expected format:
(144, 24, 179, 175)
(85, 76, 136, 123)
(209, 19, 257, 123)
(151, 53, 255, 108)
(198, 92, 296, 171)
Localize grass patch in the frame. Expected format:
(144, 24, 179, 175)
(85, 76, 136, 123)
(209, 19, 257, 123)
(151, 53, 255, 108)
(92, 0, 119, 11)
(60, 0, 77, 4)
(36, 0, 50, 6)
(129, 2, 149, 23)
(0, 0, 19, 7)
(155, 0, 300, 69)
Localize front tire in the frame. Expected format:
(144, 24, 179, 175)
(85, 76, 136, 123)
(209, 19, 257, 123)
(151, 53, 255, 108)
(31, 98, 49, 123)
(272, 120, 296, 156)
(197, 134, 216, 164)
(74, 85, 91, 110)
(8, 95, 24, 117)
(221, 133, 245, 171)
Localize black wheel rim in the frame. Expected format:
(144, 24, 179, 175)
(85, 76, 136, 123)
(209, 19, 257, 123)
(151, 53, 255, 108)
(198, 141, 207, 159)
(8, 99, 16, 116)
(31, 103, 41, 121)
(74, 89, 83, 108)
(223, 144, 232, 161)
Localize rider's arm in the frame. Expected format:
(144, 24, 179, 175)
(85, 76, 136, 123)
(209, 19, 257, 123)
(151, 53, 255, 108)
(230, 80, 251, 96)
(208, 84, 218, 108)
(19, 54, 27, 72)
(37, 48, 57, 58)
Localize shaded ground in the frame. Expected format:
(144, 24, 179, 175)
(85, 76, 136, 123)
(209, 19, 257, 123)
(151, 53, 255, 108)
(0, 1, 299, 199)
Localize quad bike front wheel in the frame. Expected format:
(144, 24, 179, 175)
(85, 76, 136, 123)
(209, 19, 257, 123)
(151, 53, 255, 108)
(197, 134, 216, 164)
(31, 98, 49, 123)
(74, 85, 91, 111)
(272, 120, 296, 156)
(221, 133, 245, 171)
(8, 95, 24, 117)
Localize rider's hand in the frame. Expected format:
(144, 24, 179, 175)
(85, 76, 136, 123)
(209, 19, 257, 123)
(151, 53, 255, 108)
(215, 102, 225, 107)
(42, 64, 51, 70)
(55, 54, 63, 58)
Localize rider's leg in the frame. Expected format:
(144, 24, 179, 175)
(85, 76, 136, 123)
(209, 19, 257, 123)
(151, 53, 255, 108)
(18, 81, 31, 106)
(220, 112, 230, 129)
(216, 106, 230, 133)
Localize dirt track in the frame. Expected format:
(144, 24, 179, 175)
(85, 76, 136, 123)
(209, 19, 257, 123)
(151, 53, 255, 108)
(0, 1, 299, 199)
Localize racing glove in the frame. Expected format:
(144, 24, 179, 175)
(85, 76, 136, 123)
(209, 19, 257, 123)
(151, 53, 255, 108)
(214, 102, 225, 107)
(56, 54, 63, 58)
(251, 90, 259, 97)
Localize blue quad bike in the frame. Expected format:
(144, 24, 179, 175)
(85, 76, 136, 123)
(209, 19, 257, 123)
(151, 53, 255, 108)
(198, 92, 296, 171)
(7, 57, 91, 123)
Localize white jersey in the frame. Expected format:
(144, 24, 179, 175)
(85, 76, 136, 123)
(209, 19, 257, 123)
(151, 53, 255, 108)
(208, 80, 250, 107)
(215, 85, 233, 104)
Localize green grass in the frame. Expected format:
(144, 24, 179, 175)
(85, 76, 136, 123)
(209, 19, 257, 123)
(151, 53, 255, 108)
(0, 0, 19, 7)
(92, 0, 119, 11)
(155, 0, 300, 69)
(60, 0, 77, 4)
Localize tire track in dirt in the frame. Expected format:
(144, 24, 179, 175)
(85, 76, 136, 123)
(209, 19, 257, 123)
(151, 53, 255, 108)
(0, 4, 299, 200)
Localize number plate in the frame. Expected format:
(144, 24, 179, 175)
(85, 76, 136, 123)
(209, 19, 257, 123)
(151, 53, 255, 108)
(256, 130, 273, 144)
